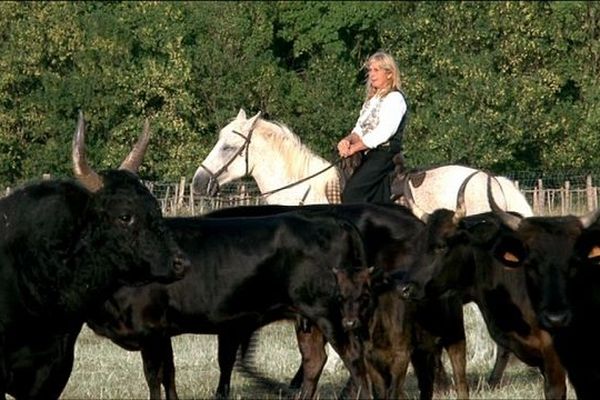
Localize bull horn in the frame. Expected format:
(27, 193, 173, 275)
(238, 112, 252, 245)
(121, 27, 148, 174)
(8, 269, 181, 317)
(487, 175, 522, 231)
(403, 177, 430, 222)
(452, 171, 479, 224)
(119, 118, 150, 172)
(72, 111, 103, 192)
(580, 208, 600, 229)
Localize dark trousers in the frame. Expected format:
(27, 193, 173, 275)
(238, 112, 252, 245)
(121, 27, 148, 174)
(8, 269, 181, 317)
(341, 148, 395, 204)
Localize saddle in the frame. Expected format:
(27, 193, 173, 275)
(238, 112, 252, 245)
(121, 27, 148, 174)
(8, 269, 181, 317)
(339, 152, 364, 190)
(389, 153, 426, 204)
(337, 151, 426, 204)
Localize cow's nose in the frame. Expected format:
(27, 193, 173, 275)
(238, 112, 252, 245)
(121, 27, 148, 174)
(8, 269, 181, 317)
(398, 282, 417, 300)
(342, 318, 360, 331)
(540, 310, 572, 330)
(172, 251, 190, 279)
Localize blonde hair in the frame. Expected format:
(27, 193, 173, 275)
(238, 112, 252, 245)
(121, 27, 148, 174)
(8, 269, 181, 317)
(364, 51, 401, 100)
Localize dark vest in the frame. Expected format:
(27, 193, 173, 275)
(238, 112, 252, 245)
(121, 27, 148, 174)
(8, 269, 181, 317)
(388, 90, 409, 154)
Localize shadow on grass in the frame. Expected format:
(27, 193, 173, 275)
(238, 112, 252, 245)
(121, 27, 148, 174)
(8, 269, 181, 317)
(236, 366, 549, 399)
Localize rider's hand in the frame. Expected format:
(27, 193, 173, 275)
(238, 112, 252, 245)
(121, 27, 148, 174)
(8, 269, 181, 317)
(337, 139, 351, 157)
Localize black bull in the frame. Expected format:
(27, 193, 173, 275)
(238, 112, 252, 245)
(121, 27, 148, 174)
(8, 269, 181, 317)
(86, 211, 373, 399)
(397, 175, 569, 399)
(475, 189, 600, 399)
(87, 203, 470, 399)
(0, 113, 187, 399)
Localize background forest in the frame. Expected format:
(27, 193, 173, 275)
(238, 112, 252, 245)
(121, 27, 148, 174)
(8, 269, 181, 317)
(1, 1, 599, 188)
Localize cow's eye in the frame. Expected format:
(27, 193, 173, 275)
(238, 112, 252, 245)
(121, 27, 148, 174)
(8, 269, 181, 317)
(118, 214, 134, 225)
(434, 243, 448, 254)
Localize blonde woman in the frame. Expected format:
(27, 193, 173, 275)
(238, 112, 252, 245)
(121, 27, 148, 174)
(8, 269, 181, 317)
(337, 51, 408, 203)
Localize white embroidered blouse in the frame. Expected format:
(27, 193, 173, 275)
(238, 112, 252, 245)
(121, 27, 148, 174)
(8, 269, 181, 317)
(352, 91, 407, 149)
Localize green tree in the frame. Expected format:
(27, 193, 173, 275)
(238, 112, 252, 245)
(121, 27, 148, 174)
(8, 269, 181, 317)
(0, 1, 599, 188)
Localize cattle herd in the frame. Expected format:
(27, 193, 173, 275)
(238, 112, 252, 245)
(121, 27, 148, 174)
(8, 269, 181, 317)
(0, 114, 597, 400)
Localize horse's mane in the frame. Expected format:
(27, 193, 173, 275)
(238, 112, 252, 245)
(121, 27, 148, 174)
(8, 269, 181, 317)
(253, 118, 334, 180)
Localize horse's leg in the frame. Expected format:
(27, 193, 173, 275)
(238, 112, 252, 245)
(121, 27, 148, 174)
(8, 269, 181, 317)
(487, 345, 511, 388)
(294, 317, 327, 399)
(141, 336, 179, 400)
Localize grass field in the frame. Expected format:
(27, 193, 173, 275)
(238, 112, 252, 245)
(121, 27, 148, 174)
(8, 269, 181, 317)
(59, 304, 576, 399)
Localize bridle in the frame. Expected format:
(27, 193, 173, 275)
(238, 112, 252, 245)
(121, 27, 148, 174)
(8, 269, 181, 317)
(197, 129, 252, 196)
(198, 127, 342, 202)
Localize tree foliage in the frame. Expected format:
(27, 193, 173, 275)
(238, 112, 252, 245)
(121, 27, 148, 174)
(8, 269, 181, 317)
(0, 1, 598, 187)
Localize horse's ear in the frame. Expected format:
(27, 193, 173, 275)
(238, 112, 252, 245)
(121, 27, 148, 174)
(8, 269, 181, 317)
(244, 111, 262, 132)
(236, 108, 247, 120)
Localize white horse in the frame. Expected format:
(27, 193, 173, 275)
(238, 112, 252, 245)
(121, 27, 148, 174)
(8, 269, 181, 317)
(192, 108, 533, 217)
(192, 109, 341, 205)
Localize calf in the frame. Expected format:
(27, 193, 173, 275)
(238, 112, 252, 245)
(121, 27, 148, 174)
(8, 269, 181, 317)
(0, 113, 186, 399)
(483, 184, 600, 399)
(398, 174, 567, 399)
(87, 211, 373, 399)
(334, 265, 467, 400)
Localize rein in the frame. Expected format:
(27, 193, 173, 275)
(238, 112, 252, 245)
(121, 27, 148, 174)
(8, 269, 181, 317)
(259, 158, 343, 199)
(199, 126, 343, 202)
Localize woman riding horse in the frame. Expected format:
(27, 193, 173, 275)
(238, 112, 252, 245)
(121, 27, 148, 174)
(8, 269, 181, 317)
(337, 51, 408, 204)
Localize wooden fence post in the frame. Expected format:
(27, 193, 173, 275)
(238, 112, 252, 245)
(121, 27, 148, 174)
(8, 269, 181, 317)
(163, 186, 171, 215)
(189, 182, 195, 216)
(177, 177, 186, 210)
(562, 180, 570, 216)
(538, 179, 545, 215)
(587, 175, 595, 211)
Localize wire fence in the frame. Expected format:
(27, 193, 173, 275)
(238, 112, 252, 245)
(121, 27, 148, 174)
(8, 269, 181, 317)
(5, 172, 598, 216)
(146, 173, 600, 217)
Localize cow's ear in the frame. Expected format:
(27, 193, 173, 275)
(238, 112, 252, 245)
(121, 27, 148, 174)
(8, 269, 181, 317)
(587, 245, 600, 265)
(576, 229, 600, 266)
(492, 236, 526, 268)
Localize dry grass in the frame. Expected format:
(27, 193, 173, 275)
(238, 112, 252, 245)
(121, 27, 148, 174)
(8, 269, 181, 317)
(60, 304, 576, 399)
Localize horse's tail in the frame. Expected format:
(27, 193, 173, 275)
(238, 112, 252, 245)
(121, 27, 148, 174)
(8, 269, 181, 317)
(237, 329, 297, 397)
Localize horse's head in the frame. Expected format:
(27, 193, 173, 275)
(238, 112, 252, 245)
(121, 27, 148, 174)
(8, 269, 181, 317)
(192, 109, 261, 197)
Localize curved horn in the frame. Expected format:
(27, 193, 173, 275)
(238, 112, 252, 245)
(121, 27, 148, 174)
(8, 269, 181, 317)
(453, 171, 480, 224)
(487, 174, 522, 231)
(403, 177, 430, 222)
(580, 208, 600, 229)
(72, 110, 103, 192)
(119, 118, 150, 172)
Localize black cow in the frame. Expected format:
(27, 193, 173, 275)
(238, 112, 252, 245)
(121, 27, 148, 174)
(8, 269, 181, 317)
(206, 203, 470, 400)
(481, 186, 600, 399)
(0, 112, 186, 399)
(398, 174, 567, 399)
(87, 211, 373, 399)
